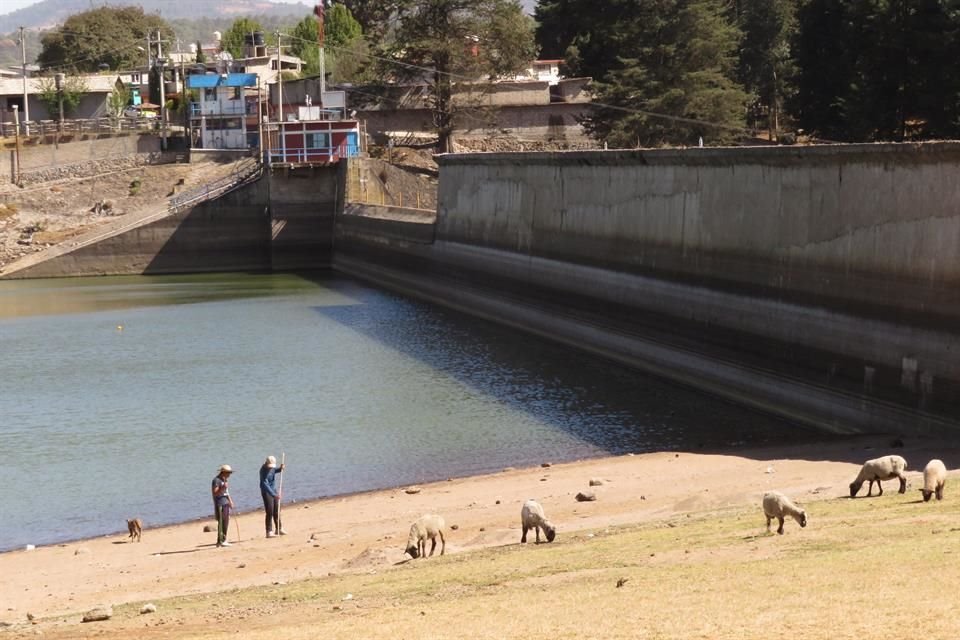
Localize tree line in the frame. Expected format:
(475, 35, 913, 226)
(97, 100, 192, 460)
(537, 0, 960, 145)
(28, 1, 960, 147)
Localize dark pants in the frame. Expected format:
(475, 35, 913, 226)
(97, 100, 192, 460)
(215, 502, 231, 545)
(262, 492, 281, 534)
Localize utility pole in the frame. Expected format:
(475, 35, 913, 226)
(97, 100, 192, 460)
(178, 38, 189, 147)
(19, 26, 29, 132)
(156, 28, 167, 150)
(12, 105, 21, 185)
(275, 30, 283, 122)
(55, 72, 65, 134)
(313, 2, 326, 101)
(257, 76, 264, 164)
(276, 30, 285, 161)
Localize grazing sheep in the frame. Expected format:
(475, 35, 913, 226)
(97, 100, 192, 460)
(920, 459, 947, 502)
(405, 514, 445, 559)
(520, 499, 556, 544)
(849, 455, 908, 497)
(762, 491, 807, 535)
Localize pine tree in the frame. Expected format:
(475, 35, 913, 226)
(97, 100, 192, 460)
(736, 0, 798, 138)
(791, 0, 960, 141)
(584, 0, 749, 147)
(381, 0, 537, 152)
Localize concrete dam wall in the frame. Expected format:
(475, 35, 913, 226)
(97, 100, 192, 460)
(336, 143, 960, 434)
(4, 166, 339, 278)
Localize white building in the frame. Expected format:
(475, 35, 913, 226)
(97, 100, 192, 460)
(514, 60, 562, 85)
(187, 72, 259, 149)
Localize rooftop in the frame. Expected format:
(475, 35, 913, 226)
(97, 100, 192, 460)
(187, 73, 258, 89)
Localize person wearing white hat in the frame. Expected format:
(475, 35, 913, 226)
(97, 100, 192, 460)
(259, 455, 285, 538)
(211, 464, 235, 547)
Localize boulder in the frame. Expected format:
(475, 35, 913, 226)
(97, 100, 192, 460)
(81, 606, 112, 623)
(139, 604, 157, 615)
(575, 491, 597, 502)
(589, 478, 604, 487)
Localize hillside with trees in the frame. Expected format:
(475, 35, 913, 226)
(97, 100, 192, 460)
(0, 0, 310, 32)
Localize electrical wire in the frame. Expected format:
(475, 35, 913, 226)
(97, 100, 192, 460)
(278, 30, 752, 134)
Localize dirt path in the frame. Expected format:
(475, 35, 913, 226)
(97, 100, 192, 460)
(0, 434, 950, 632)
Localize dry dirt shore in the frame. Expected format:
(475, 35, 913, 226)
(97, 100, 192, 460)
(1, 434, 955, 638)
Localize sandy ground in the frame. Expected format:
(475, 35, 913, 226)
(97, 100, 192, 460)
(1, 433, 952, 630)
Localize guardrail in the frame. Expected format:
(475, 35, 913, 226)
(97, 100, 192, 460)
(266, 141, 360, 165)
(0, 116, 159, 138)
(167, 156, 262, 214)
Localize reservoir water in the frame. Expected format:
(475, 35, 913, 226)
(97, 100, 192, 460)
(0, 273, 825, 552)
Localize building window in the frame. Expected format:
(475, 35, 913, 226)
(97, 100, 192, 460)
(204, 88, 216, 101)
(232, 87, 242, 100)
(206, 118, 242, 130)
(306, 132, 330, 150)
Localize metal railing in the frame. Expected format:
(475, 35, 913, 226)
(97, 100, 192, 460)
(167, 156, 262, 214)
(345, 158, 436, 212)
(267, 141, 360, 165)
(189, 102, 247, 117)
(0, 116, 161, 138)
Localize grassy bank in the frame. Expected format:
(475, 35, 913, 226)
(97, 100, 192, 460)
(23, 488, 958, 640)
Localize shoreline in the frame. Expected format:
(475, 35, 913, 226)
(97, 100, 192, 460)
(4, 433, 954, 626)
(0, 433, 837, 555)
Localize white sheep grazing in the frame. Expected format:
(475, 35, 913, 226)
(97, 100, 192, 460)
(762, 491, 807, 535)
(520, 499, 556, 544)
(404, 514, 445, 559)
(920, 459, 947, 502)
(849, 455, 908, 497)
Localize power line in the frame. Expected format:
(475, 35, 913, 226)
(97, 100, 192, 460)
(279, 31, 753, 134)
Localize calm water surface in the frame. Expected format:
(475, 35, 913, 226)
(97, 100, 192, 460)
(0, 273, 824, 551)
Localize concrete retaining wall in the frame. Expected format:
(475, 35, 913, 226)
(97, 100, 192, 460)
(9, 178, 272, 278)
(2, 134, 162, 183)
(268, 166, 340, 270)
(334, 143, 960, 433)
(4, 163, 342, 278)
(360, 103, 593, 145)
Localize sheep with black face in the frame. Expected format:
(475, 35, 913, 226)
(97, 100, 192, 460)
(920, 459, 947, 502)
(405, 514, 446, 559)
(762, 491, 807, 535)
(849, 455, 908, 497)
(520, 499, 556, 544)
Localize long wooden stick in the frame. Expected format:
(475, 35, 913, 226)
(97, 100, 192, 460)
(277, 452, 286, 532)
(233, 500, 241, 543)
